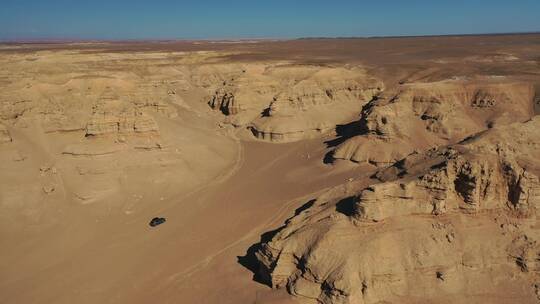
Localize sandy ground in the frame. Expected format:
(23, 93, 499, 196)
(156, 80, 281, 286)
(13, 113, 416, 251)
(1, 136, 365, 304)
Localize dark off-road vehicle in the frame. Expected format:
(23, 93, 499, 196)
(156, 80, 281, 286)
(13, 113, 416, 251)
(149, 217, 166, 227)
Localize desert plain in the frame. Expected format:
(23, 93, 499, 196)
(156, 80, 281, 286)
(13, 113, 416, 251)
(1, 34, 540, 304)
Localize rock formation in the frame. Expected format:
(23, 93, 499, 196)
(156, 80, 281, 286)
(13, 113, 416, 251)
(332, 78, 535, 166)
(85, 108, 158, 137)
(207, 64, 279, 126)
(205, 64, 383, 142)
(254, 117, 540, 304)
(85, 90, 159, 137)
(131, 82, 179, 118)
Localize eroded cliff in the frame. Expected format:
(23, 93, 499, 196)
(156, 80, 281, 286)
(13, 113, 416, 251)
(255, 117, 540, 304)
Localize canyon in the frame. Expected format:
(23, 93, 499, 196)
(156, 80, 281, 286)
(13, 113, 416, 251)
(1, 34, 540, 303)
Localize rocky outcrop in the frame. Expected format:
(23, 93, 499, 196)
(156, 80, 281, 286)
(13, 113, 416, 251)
(204, 64, 383, 142)
(131, 82, 179, 118)
(332, 78, 535, 166)
(254, 117, 540, 304)
(85, 92, 159, 137)
(209, 89, 237, 115)
(208, 79, 277, 121)
(249, 67, 382, 142)
(85, 109, 158, 137)
(357, 149, 540, 221)
(203, 64, 279, 126)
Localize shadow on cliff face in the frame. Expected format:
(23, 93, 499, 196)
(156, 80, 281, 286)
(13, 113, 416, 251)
(322, 119, 365, 164)
(325, 119, 366, 148)
(335, 196, 358, 216)
(237, 199, 316, 286)
(237, 227, 283, 287)
(322, 96, 379, 164)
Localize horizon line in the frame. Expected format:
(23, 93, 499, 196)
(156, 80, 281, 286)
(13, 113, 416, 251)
(1, 30, 539, 44)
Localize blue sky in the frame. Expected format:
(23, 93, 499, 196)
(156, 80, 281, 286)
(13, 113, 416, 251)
(1, 0, 539, 40)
